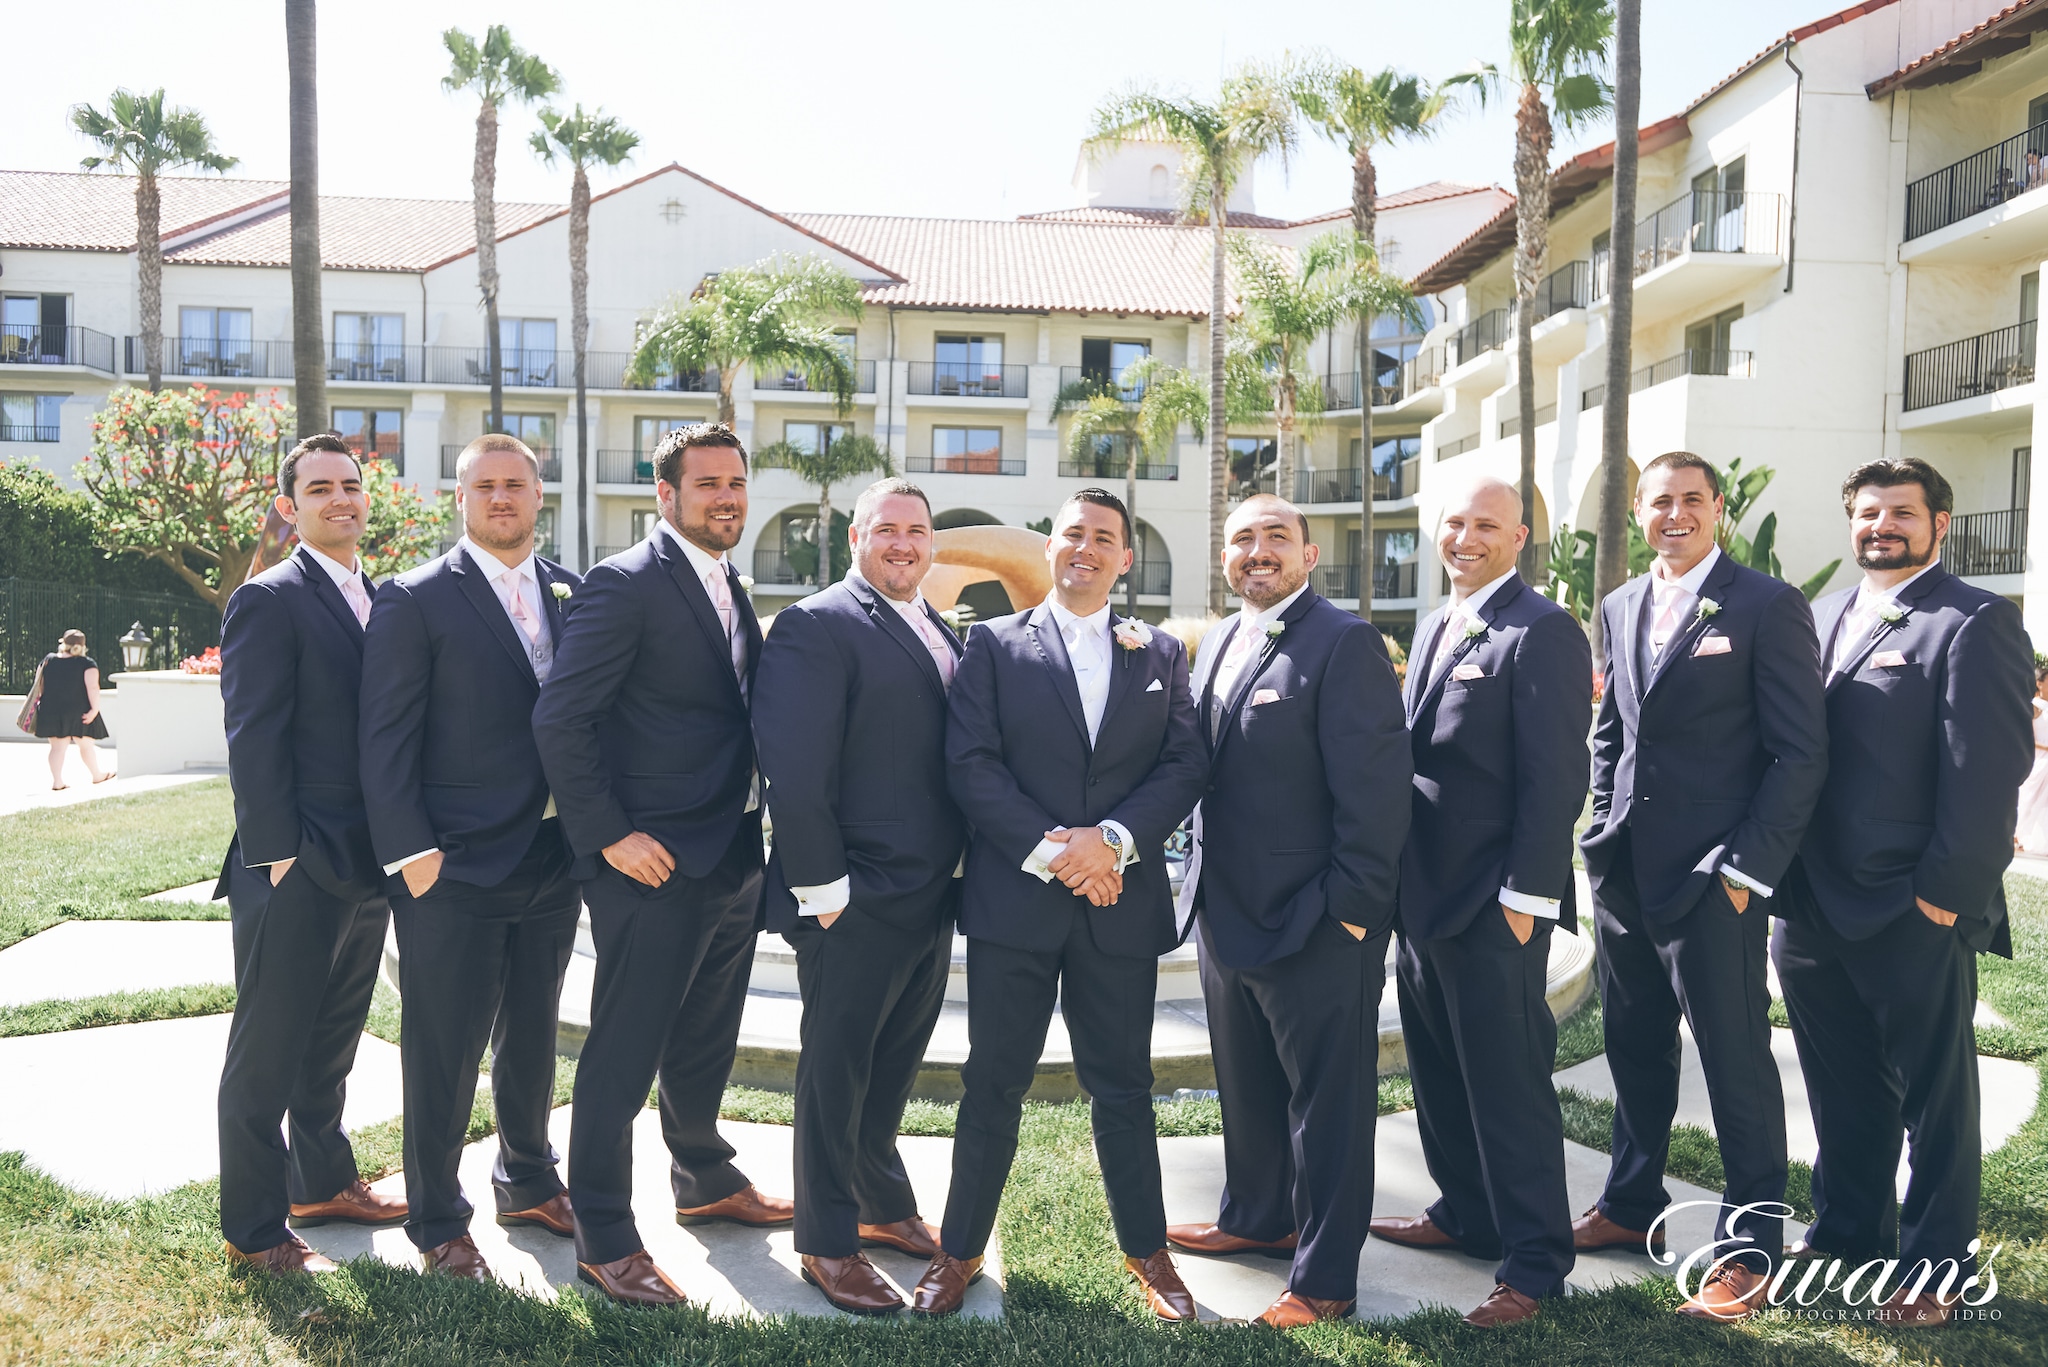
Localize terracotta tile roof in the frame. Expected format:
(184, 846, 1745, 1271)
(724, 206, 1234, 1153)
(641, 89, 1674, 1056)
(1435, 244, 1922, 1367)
(1290, 181, 1509, 223)
(1015, 205, 1297, 229)
(788, 212, 1243, 317)
(0, 169, 287, 251)
(1865, 0, 2048, 97)
(165, 193, 562, 272)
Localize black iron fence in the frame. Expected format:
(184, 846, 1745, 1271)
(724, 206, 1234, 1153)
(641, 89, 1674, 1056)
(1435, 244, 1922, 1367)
(127, 336, 295, 379)
(1054, 457, 1176, 479)
(0, 578, 218, 694)
(1582, 348, 1755, 409)
(906, 362, 1029, 398)
(1534, 259, 1594, 321)
(1940, 507, 2027, 577)
(1592, 190, 1783, 296)
(1499, 403, 1558, 440)
(596, 450, 657, 485)
(1450, 308, 1512, 367)
(1056, 366, 1145, 403)
(1308, 561, 1418, 601)
(753, 360, 876, 394)
(1117, 561, 1170, 597)
(2, 324, 117, 372)
(908, 453, 1028, 476)
(1903, 320, 2035, 411)
(1906, 120, 2048, 241)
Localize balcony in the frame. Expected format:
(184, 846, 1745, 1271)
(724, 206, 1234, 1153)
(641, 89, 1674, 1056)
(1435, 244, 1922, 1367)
(1533, 260, 1594, 322)
(1449, 307, 1512, 367)
(1593, 190, 1784, 322)
(1309, 561, 1418, 601)
(753, 359, 876, 394)
(1903, 123, 2048, 263)
(328, 343, 420, 384)
(907, 453, 1027, 476)
(1499, 403, 1558, 440)
(1055, 457, 1176, 480)
(596, 450, 656, 485)
(1940, 507, 2027, 580)
(127, 336, 294, 379)
(1116, 561, 1171, 597)
(1056, 365, 1145, 403)
(1581, 348, 1754, 409)
(1, 324, 117, 373)
(906, 361, 1028, 399)
(1902, 320, 2034, 419)
(0, 423, 59, 442)
(594, 544, 632, 560)
(441, 445, 561, 481)
(1292, 457, 1418, 505)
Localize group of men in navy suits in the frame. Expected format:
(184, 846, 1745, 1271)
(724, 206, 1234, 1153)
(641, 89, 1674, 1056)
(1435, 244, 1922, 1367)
(211, 426, 2026, 1334)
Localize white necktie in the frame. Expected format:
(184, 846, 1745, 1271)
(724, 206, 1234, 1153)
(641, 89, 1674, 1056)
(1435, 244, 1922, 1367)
(507, 573, 541, 644)
(340, 574, 371, 628)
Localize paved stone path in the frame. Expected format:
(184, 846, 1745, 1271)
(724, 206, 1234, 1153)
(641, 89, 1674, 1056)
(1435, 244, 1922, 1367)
(0, 919, 233, 1007)
(0, 741, 216, 819)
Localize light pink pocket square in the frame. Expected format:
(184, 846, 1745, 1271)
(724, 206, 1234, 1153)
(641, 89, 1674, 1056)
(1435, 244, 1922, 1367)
(1251, 688, 1282, 706)
(1871, 649, 1908, 668)
(1450, 663, 1486, 681)
(1692, 635, 1733, 657)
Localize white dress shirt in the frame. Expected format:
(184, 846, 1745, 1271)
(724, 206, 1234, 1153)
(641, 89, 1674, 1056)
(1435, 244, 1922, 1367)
(1830, 562, 1936, 675)
(657, 518, 759, 813)
(1022, 595, 1137, 880)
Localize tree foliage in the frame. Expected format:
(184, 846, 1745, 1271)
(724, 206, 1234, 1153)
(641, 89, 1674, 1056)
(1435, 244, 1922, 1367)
(358, 457, 450, 582)
(755, 431, 892, 588)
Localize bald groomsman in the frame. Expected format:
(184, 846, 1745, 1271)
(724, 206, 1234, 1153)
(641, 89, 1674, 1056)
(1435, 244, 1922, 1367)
(1579, 450, 1828, 1321)
(1368, 477, 1590, 1327)
(1778, 458, 2031, 1326)
(1165, 495, 1411, 1329)
(753, 478, 966, 1315)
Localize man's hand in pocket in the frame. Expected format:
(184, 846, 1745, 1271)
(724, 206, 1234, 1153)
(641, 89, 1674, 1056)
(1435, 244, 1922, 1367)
(1504, 905, 1535, 944)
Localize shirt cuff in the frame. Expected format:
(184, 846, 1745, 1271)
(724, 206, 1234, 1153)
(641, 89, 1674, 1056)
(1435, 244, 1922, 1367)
(1716, 863, 1774, 897)
(792, 875, 850, 916)
(1102, 820, 1139, 873)
(1023, 829, 1067, 883)
(384, 849, 438, 876)
(1498, 886, 1561, 919)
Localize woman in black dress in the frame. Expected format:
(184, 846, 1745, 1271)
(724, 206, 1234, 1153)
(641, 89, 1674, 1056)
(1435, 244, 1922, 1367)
(34, 629, 111, 789)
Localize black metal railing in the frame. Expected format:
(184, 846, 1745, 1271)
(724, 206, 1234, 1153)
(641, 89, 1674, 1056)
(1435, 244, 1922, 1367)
(1500, 403, 1558, 440)
(1295, 466, 1362, 505)
(594, 544, 632, 560)
(1309, 563, 1358, 598)
(752, 359, 876, 394)
(1054, 457, 1176, 480)
(1, 324, 117, 373)
(1116, 561, 1170, 596)
(1314, 562, 1418, 600)
(0, 423, 59, 443)
(1403, 345, 1449, 394)
(127, 336, 295, 379)
(1057, 365, 1145, 403)
(1941, 507, 2028, 577)
(441, 444, 561, 480)
(908, 453, 1027, 476)
(1583, 348, 1755, 409)
(1375, 561, 1420, 599)
(1449, 308, 1512, 367)
(753, 546, 805, 585)
(595, 450, 657, 485)
(327, 343, 419, 383)
(0, 578, 220, 693)
(1440, 432, 1482, 458)
(1534, 259, 1594, 321)
(1903, 320, 2036, 411)
(1592, 191, 1782, 295)
(618, 360, 721, 393)
(1906, 121, 2048, 241)
(1321, 371, 1362, 410)
(906, 361, 1028, 398)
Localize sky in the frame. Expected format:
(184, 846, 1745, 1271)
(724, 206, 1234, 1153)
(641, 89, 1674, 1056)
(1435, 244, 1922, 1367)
(12, 0, 1832, 223)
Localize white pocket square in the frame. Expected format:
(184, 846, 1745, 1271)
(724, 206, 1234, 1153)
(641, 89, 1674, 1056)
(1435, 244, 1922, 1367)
(1145, 678, 1164, 692)
(1450, 663, 1485, 681)
(1251, 688, 1281, 705)
(1692, 635, 1733, 657)
(1871, 649, 1908, 668)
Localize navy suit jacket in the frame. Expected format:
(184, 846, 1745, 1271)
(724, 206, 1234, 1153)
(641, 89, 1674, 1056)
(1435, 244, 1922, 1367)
(216, 546, 383, 903)
(753, 576, 966, 935)
(531, 534, 762, 883)
(1786, 564, 2031, 955)
(357, 546, 581, 890)
(946, 602, 1207, 959)
(1580, 553, 1828, 922)
(1188, 590, 1411, 968)
(1402, 575, 1592, 941)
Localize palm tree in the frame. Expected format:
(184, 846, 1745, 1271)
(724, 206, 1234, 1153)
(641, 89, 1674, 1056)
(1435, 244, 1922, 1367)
(1591, 0, 1641, 657)
(533, 104, 639, 571)
(442, 25, 558, 436)
(71, 89, 236, 391)
(1226, 231, 1419, 500)
(1470, 0, 1614, 576)
(1092, 63, 1299, 614)
(286, 0, 324, 443)
(1295, 61, 1465, 616)
(1063, 357, 1208, 613)
(628, 255, 865, 426)
(754, 431, 893, 588)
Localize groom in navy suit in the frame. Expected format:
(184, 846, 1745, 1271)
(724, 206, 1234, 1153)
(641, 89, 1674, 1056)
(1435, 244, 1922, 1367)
(1164, 494, 1410, 1330)
(911, 488, 1207, 1319)
(1777, 458, 2032, 1326)
(216, 434, 407, 1273)
(1578, 450, 1828, 1320)
(359, 435, 583, 1281)
(1369, 476, 1590, 1328)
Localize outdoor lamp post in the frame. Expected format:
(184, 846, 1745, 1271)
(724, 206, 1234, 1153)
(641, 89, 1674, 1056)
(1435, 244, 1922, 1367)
(119, 622, 152, 673)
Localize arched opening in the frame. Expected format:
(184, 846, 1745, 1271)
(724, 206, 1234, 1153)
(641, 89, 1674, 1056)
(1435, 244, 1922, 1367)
(1123, 518, 1171, 600)
(931, 509, 1016, 620)
(934, 507, 999, 531)
(1148, 164, 1171, 205)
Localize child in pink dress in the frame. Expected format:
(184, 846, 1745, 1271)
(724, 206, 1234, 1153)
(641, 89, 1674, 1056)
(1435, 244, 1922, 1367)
(2015, 662, 2048, 852)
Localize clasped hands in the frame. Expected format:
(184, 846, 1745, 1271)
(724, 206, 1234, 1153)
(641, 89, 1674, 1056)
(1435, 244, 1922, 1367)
(1044, 827, 1123, 906)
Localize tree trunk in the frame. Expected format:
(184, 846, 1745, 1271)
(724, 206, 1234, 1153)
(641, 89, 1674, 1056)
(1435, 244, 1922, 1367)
(1513, 83, 1553, 580)
(474, 96, 502, 434)
(1125, 442, 1139, 617)
(817, 487, 833, 586)
(1354, 144, 1377, 618)
(717, 371, 736, 427)
(1593, 0, 1643, 654)
(1275, 371, 1297, 497)
(571, 161, 590, 570)
(286, 0, 326, 442)
(1208, 184, 1229, 615)
(136, 174, 162, 390)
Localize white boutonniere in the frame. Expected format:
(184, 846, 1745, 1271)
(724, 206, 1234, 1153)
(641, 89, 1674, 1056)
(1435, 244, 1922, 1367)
(1460, 618, 1487, 641)
(1113, 619, 1153, 651)
(738, 575, 756, 595)
(1695, 597, 1722, 622)
(1265, 620, 1287, 641)
(1874, 601, 1907, 626)
(550, 582, 572, 601)
(939, 607, 963, 630)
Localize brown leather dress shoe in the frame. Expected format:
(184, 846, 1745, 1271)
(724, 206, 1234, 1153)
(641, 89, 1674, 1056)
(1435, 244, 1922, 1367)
(1125, 1248, 1198, 1321)
(1570, 1206, 1664, 1256)
(497, 1191, 574, 1238)
(577, 1249, 687, 1307)
(859, 1216, 940, 1259)
(1877, 1286, 1957, 1328)
(801, 1253, 905, 1314)
(910, 1251, 984, 1316)
(675, 1184, 795, 1227)
(1677, 1263, 1769, 1320)
(289, 1178, 409, 1228)
(1257, 1290, 1354, 1328)
(1166, 1222, 1299, 1259)
(224, 1233, 337, 1275)
(422, 1234, 492, 1282)
(1464, 1283, 1540, 1327)
(1368, 1214, 1461, 1250)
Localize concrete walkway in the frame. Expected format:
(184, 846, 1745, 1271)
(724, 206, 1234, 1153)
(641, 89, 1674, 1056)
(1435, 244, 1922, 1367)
(0, 741, 217, 819)
(0, 919, 233, 1007)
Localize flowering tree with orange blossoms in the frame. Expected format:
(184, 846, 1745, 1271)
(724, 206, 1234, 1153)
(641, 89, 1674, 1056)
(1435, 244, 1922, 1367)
(358, 455, 449, 581)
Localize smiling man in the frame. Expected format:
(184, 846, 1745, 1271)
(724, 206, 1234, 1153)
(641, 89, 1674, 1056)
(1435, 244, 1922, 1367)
(533, 423, 789, 1307)
(1578, 450, 1828, 1320)
(914, 488, 1207, 1319)
(217, 433, 406, 1275)
(357, 434, 583, 1283)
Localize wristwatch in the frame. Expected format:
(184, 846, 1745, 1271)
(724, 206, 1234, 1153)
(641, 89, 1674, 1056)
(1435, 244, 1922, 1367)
(1098, 825, 1125, 866)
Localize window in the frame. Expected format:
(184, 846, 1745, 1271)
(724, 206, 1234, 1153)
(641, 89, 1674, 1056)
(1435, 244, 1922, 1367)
(333, 408, 402, 459)
(1, 293, 68, 363)
(0, 393, 62, 441)
(785, 421, 851, 454)
(2030, 93, 2048, 132)
(499, 319, 559, 385)
(632, 508, 660, 541)
(489, 413, 556, 455)
(536, 505, 558, 558)
(1692, 157, 1747, 251)
(635, 416, 688, 452)
(1684, 305, 1744, 374)
(179, 307, 253, 374)
(332, 313, 405, 380)
(2017, 446, 2034, 509)
(935, 335, 1002, 369)
(1228, 436, 1277, 499)
(922, 426, 1012, 475)
(1371, 300, 1434, 339)
(1079, 338, 1150, 395)
(2025, 271, 2040, 326)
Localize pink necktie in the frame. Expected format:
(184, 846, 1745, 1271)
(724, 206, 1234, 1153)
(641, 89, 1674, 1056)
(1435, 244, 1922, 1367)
(507, 574, 540, 643)
(709, 566, 735, 638)
(1650, 584, 1683, 655)
(912, 608, 955, 686)
(341, 575, 371, 628)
